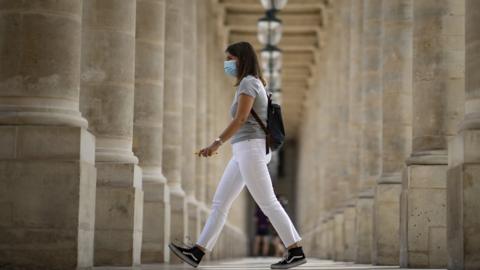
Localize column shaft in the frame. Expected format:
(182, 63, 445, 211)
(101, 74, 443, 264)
(447, 1, 480, 269)
(355, 0, 382, 264)
(163, 0, 186, 262)
(195, 0, 209, 239)
(0, 2, 96, 268)
(182, 0, 199, 243)
(372, 0, 412, 265)
(401, 0, 464, 267)
(344, 0, 364, 261)
(80, 0, 143, 265)
(133, 0, 170, 263)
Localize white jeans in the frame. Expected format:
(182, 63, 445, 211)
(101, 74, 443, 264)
(196, 138, 302, 252)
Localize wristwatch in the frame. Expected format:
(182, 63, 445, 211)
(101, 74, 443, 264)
(214, 137, 223, 145)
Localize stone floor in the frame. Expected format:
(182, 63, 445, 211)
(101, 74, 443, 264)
(94, 257, 446, 270)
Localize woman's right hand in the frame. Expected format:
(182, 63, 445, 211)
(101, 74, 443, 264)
(197, 141, 221, 157)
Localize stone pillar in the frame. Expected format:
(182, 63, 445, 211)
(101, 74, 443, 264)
(0, 1, 96, 269)
(343, 202, 357, 261)
(355, 0, 383, 264)
(334, 210, 345, 261)
(400, 0, 464, 267)
(327, 216, 335, 260)
(133, 0, 170, 263)
(182, 0, 199, 244)
(195, 0, 209, 239)
(81, 0, 143, 266)
(372, 0, 412, 265)
(447, 1, 480, 269)
(344, 0, 364, 262)
(163, 0, 187, 262)
(336, 0, 351, 261)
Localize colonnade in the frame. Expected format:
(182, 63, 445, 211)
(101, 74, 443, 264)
(298, 1, 479, 269)
(0, 0, 248, 269)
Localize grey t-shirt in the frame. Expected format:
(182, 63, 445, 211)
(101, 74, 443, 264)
(229, 75, 268, 144)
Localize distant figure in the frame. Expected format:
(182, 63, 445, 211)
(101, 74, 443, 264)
(253, 204, 271, 256)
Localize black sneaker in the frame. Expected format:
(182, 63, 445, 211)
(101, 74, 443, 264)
(168, 242, 205, 268)
(271, 246, 307, 269)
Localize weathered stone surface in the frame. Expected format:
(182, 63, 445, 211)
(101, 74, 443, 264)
(354, 193, 374, 264)
(448, 164, 480, 270)
(0, 127, 96, 270)
(373, 182, 402, 265)
(334, 211, 345, 261)
(400, 165, 448, 268)
(94, 164, 143, 266)
(343, 206, 356, 261)
(0, 0, 87, 128)
(133, 0, 170, 263)
(80, 0, 138, 164)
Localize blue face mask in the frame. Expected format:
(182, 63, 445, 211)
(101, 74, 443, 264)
(224, 60, 237, 77)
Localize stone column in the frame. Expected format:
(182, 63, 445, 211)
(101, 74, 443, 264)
(163, 0, 187, 262)
(81, 0, 143, 266)
(344, 0, 364, 262)
(0, 1, 96, 269)
(195, 0, 209, 239)
(400, 0, 464, 267)
(334, 210, 345, 261)
(355, 0, 383, 264)
(133, 0, 170, 263)
(333, 0, 351, 261)
(182, 0, 199, 244)
(372, 0, 412, 265)
(447, 1, 480, 269)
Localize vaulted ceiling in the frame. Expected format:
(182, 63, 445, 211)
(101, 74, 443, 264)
(216, 0, 327, 138)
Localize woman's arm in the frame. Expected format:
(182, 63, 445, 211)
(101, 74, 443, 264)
(198, 93, 254, 157)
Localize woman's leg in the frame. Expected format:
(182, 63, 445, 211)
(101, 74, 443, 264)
(262, 235, 270, 256)
(234, 139, 302, 249)
(253, 235, 261, 256)
(196, 157, 245, 252)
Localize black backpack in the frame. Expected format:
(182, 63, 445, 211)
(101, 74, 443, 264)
(251, 93, 286, 154)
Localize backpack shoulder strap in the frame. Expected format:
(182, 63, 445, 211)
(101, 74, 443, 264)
(250, 109, 268, 134)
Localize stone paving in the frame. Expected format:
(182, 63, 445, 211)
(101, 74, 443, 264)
(94, 257, 446, 270)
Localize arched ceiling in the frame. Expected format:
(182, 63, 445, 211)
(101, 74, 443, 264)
(215, 0, 327, 138)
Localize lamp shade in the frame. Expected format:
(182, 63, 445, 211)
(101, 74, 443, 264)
(257, 15, 282, 45)
(261, 45, 282, 71)
(272, 90, 282, 105)
(263, 70, 282, 90)
(260, 0, 288, 10)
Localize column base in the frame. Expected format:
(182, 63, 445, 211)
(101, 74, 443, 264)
(0, 126, 96, 270)
(94, 164, 143, 266)
(169, 188, 187, 264)
(187, 196, 199, 243)
(334, 210, 345, 261)
(354, 189, 374, 264)
(142, 179, 170, 263)
(447, 128, 480, 270)
(447, 164, 480, 270)
(319, 218, 329, 259)
(199, 205, 211, 262)
(326, 216, 335, 260)
(372, 179, 402, 265)
(343, 203, 357, 262)
(400, 164, 447, 268)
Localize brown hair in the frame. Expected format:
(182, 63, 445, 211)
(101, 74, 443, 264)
(225, 41, 267, 87)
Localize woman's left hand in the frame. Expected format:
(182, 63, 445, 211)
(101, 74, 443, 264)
(198, 141, 221, 157)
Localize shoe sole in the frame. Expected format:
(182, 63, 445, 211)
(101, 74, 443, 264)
(271, 258, 307, 269)
(168, 243, 199, 268)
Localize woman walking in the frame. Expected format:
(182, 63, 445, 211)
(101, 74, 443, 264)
(168, 41, 306, 269)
